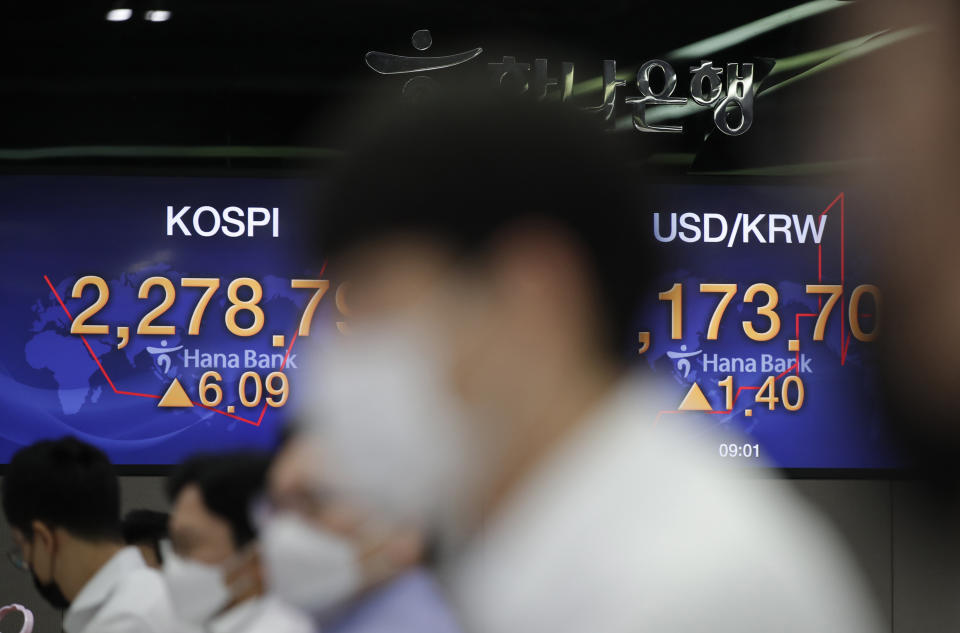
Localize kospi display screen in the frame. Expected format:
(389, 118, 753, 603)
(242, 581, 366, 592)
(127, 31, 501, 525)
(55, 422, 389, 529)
(0, 176, 898, 468)
(1, 175, 318, 464)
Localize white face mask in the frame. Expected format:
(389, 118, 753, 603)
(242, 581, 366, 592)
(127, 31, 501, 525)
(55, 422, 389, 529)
(161, 543, 231, 625)
(259, 513, 361, 615)
(300, 316, 478, 531)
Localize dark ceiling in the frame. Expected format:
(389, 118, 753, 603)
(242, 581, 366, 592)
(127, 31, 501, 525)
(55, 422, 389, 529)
(0, 1, 905, 170)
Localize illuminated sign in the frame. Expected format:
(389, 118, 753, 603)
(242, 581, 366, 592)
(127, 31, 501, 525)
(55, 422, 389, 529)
(366, 29, 757, 136)
(637, 186, 894, 468)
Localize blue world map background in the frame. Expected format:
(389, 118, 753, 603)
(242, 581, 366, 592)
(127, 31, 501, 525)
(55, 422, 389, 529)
(0, 175, 323, 464)
(27, 268, 306, 417)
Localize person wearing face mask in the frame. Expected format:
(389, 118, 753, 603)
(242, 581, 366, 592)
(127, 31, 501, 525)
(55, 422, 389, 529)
(164, 452, 313, 633)
(298, 95, 887, 633)
(257, 428, 462, 633)
(1, 437, 181, 633)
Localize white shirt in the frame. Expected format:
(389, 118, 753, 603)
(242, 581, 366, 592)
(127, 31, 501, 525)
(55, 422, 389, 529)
(64, 546, 182, 633)
(207, 596, 314, 633)
(451, 377, 885, 633)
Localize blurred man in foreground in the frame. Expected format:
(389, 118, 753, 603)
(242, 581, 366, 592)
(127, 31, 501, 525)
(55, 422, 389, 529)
(2, 437, 179, 633)
(122, 509, 169, 570)
(815, 1, 960, 626)
(259, 430, 462, 633)
(301, 96, 885, 633)
(164, 452, 312, 633)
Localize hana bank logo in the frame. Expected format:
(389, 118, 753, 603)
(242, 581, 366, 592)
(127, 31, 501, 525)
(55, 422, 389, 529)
(668, 345, 703, 378)
(147, 339, 183, 377)
(365, 29, 756, 136)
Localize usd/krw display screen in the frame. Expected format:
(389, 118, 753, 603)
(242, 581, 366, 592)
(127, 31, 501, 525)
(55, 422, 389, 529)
(637, 185, 897, 468)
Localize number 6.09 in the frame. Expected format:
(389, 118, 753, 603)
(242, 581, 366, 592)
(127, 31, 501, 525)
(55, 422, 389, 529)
(199, 370, 289, 408)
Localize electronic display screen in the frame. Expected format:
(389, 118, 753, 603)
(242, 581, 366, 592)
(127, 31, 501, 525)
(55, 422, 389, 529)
(639, 185, 897, 468)
(0, 176, 898, 467)
(1, 175, 319, 464)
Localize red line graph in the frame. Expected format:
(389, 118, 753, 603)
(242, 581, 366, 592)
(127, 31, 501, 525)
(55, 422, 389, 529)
(42, 262, 325, 427)
(655, 192, 850, 422)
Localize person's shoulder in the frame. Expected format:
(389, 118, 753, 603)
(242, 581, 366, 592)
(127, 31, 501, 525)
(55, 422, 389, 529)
(259, 597, 316, 633)
(109, 565, 167, 603)
(330, 568, 461, 633)
(103, 566, 180, 631)
(589, 389, 885, 632)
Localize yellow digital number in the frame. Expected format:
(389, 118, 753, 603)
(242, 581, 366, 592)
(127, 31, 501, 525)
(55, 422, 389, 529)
(701, 283, 737, 341)
(70, 275, 110, 335)
(781, 376, 805, 411)
(291, 279, 329, 336)
(239, 371, 263, 407)
(742, 283, 780, 342)
(805, 284, 842, 341)
(718, 375, 734, 410)
(658, 283, 683, 340)
(199, 371, 223, 407)
(137, 276, 176, 336)
(755, 375, 780, 410)
(225, 278, 265, 337)
(849, 284, 881, 342)
(265, 371, 289, 407)
(181, 278, 220, 336)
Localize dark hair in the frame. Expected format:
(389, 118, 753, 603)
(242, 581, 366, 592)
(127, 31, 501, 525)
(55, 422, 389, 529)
(166, 452, 270, 549)
(314, 94, 656, 359)
(122, 509, 169, 562)
(2, 437, 122, 541)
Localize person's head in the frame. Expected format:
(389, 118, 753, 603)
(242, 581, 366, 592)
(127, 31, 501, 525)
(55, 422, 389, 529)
(818, 0, 960, 490)
(163, 452, 270, 624)
(258, 428, 422, 618)
(303, 95, 655, 531)
(2, 437, 122, 608)
(121, 509, 169, 569)
(317, 95, 648, 398)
